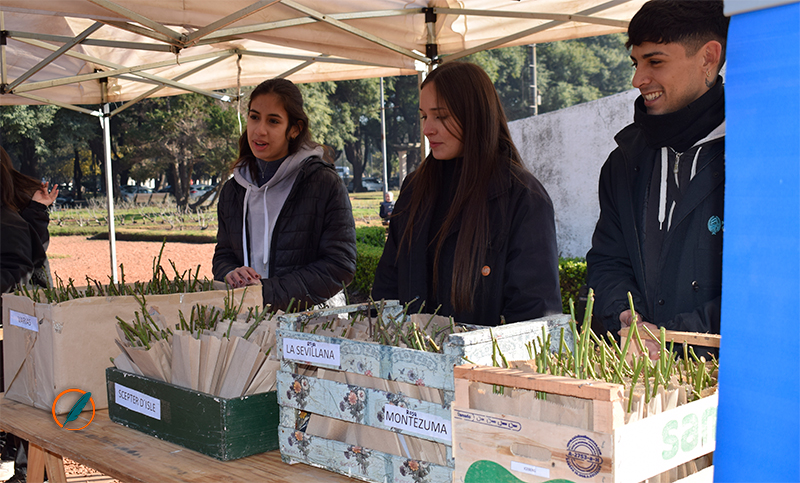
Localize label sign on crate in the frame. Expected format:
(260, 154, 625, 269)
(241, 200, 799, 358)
(383, 404, 452, 442)
(510, 461, 550, 479)
(114, 383, 161, 420)
(282, 338, 340, 366)
(9, 310, 38, 332)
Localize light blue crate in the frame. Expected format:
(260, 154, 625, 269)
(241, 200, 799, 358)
(276, 302, 572, 483)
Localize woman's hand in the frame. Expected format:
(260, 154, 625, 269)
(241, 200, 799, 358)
(225, 266, 262, 288)
(32, 182, 59, 207)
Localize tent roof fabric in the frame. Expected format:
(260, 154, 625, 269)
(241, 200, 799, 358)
(1, 0, 646, 108)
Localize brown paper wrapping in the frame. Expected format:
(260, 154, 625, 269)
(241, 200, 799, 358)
(2, 286, 261, 413)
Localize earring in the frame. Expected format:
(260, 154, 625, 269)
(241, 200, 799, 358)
(706, 70, 712, 77)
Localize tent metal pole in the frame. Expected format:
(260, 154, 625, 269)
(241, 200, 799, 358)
(417, 69, 429, 166)
(380, 77, 388, 196)
(1, 13, 7, 86)
(102, 102, 119, 283)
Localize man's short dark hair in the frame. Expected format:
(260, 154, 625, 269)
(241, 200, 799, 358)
(626, 0, 729, 68)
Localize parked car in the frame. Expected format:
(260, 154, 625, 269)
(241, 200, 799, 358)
(54, 192, 75, 209)
(335, 166, 350, 179)
(347, 177, 384, 193)
(119, 185, 152, 202)
(361, 177, 384, 192)
(189, 184, 214, 199)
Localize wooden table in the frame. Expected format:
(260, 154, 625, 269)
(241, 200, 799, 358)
(0, 396, 355, 483)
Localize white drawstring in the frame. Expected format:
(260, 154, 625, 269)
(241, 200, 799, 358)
(241, 186, 251, 266)
(660, 146, 703, 231)
(262, 191, 270, 265)
(667, 201, 676, 231)
(658, 147, 668, 230)
(690, 146, 702, 181)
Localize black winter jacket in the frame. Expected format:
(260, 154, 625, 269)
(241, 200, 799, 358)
(372, 163, 562, 325)
(586, 123, 724, 337)
(212, 158, 357, 310)
(1, 201, 49, 293)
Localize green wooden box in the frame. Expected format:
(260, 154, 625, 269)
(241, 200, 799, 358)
(106, 367, 279, 460)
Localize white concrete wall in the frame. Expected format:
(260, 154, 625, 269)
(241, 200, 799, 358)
(510, 88, 639, 259)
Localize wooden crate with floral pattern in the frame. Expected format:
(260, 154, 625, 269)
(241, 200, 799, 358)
(276, 302, 572, 483)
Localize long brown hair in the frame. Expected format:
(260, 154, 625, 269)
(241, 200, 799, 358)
(235, 78, 314, 180)
(400, 62, 523, 312)
(0, 147, 41, 212)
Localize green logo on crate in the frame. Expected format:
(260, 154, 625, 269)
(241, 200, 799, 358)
(464, 460, 575, 483)
(661, 405, 717, 460)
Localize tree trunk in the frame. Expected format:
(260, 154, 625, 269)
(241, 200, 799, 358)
(73, 146, 84, 200)
(169, 163, 186, 208)
(18, 140, 38, 179)
(344, 141, 365, 193)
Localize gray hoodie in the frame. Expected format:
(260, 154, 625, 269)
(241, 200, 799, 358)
(233, 144, 325, 278)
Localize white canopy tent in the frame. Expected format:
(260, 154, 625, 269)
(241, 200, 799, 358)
(1, 0, 646, 107)
(0, 0, 646, 279)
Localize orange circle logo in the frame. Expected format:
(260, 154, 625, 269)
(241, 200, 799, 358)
(51, 389, 96, 431)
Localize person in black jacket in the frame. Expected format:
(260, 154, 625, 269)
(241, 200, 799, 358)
(212, 79, 356, 311)
(1, 146, 57, 294)
(586, 0, 729, 357)
(0, 145, 58, 481)
(379, 191, 394, 225)
(372, 62, 562, 326)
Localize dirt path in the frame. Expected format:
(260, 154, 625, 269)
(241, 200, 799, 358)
(47, 236, 217, 284)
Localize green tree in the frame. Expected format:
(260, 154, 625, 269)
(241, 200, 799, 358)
(302, 75, 423, 188)
(0, 104, 58, 177)
(115, 93, 238, 208)
(384, 75, 422, 180)
(536, 33, 633, 114)
(461, 33, 633, 119)
(303, 78, 382, 192)
(465, 45, 530, 120)
(300, 81, 341, 149)
(39, 108, 105, 199)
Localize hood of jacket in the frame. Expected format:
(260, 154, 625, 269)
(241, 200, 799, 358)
(232, 143, 325, 278)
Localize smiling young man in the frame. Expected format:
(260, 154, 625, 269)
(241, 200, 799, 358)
(586, 0, 729, 356)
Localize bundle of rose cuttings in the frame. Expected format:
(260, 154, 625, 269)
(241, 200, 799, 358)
(112, 289, 281, 398)
(487, 289, 718, 422)
(296, 299, 472, 353)
(16, 241, 215, 303)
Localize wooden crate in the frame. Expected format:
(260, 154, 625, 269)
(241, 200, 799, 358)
(276, 302, 572, 483)
(106, 367, 279, 460)
(452, 364, 717, 483)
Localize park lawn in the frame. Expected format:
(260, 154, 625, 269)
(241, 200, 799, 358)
(49, 191, 396, 241)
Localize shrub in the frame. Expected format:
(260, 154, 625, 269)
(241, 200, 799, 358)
(350, 245, 588, 315)
(350, 242, 384, 297)
(355, 226, 386, 248)
(559, 257, 587, 314)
